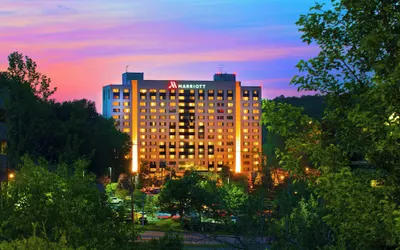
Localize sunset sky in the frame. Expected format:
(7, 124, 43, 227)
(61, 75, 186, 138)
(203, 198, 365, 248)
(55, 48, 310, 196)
(0, 0, 323, 112)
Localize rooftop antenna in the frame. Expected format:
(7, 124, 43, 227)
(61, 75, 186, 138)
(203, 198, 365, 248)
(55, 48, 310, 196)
(126, 65, 129, 73)
(218, 64, 224, 74)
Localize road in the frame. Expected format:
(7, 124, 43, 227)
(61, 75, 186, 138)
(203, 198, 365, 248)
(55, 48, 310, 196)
(141, 231, 271, 248)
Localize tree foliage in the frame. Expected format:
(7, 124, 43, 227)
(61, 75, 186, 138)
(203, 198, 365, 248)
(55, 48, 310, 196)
(261, 0, 400, 249)
(0, 155, 137, 249)
(0, 52, 131, 176)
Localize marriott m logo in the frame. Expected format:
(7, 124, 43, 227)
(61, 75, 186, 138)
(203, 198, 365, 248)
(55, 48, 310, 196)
(168, 81, 178, 89)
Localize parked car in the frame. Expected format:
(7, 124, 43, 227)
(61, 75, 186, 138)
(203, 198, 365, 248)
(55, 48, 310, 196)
(156, 212, 171, 219)
(109, 197, 123, 204)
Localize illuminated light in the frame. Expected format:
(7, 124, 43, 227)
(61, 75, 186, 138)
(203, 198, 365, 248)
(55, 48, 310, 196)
(168, 81, 178, 89)
(235, 81, 241, 173)
(305, 167, 309, 171)
(8, 173, 14, 179)
(279, 175, 285, 180)
(131, 80, 138, 173)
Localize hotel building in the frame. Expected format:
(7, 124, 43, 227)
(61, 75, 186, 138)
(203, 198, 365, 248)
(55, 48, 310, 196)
(102, 72, 262, 174)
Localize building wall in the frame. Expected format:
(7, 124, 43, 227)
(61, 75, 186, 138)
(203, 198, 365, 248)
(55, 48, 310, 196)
(102, 73, 262, 174)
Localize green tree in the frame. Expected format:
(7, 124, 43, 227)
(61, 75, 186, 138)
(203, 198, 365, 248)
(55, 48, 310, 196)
(158, 172, 207, 218)
(0, 52, 131, 176)
(262, 0, 400, 248)
(0, 155, 137, 249)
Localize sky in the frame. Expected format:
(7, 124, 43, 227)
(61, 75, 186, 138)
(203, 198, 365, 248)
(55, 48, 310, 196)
(0, 0, 323, 112)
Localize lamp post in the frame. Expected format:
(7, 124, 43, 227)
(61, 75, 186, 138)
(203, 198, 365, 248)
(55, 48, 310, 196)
(109, 167, 112, 181)
(131, 172, 137, 231)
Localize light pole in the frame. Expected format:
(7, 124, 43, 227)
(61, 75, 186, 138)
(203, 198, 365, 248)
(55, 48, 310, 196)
(131, 172, 136, 225)
(109, 167, 112, 181)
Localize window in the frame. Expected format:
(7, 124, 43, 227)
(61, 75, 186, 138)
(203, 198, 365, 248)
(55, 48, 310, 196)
(113, 108, 120, 112)
(0, 141, 7, 155)
(140, 102, 146, 106)
(112, 102, 119, 106)
(123, 102, 130, 107)
(123, 128, 130, 133)
(112, 115, 119, 120)
(112, 88, 119, 93)
(123, 122, 130, 126)
(227, 103, 233, 107)
(123, 108, 130, 113)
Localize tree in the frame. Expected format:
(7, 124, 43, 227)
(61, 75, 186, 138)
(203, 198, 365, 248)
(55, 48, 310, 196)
(261, 0, 400, 248)
(0, 155, 137, 249)
(158, 172, 207, 218)
(0, 52, 131, 176)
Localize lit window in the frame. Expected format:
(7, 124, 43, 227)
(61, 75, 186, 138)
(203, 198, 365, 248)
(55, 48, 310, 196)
(123, 128, 130, 133)
(140, 102, 146, 106)
(244, 109, 249, 114)
(112, 115, 119, 120)
(140, 115, 146, 119)
(253, 97, 259, 101)
(170, 102, 176, 107)
(140, 89, 147, 93)
(208, 109, 215, 113)
(160, 102, 166, 107)
(140, 109, 146, 113)
(112, 88, 120, 93)
(150, 109, 156, 113)
(170, 115, 176, 119)
(124, 89, 130, 93)
(150, 128, 157, 133)
(123, 108, 130, 113)
(123, 102, 130, 107)
(243, 97, 249, 101)
(253, 109, 259, 114)
(0, 141, 7, 155)
(140, 135, 146, 139)
(123, 122, 130, 126)
(227, 103, 233, 107)
(253, 103, 259, 107)
(112, 102, 119, 106)
(140, 129, 146, 133)
(198, 102, 204, 107)
(159, 109, 166, 113)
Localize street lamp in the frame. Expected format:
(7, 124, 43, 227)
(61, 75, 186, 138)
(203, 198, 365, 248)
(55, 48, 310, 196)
(109, 167, 112, 181)
(131, 171, 137, 226)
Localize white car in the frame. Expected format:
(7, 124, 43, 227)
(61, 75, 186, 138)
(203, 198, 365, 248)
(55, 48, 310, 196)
(109, 197, 123, 204)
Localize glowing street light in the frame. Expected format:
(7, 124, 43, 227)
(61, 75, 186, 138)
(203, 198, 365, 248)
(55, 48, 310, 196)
(8, 173, 14, 179)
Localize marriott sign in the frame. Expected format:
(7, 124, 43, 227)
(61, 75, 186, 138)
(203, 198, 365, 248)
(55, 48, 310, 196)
(168, 81, 206, 89)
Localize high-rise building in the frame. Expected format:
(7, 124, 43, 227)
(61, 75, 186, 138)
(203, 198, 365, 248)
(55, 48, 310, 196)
(102, 72, 262, 174)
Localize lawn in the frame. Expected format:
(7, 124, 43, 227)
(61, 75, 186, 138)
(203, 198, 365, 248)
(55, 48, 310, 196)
(144, 218, 184, 232)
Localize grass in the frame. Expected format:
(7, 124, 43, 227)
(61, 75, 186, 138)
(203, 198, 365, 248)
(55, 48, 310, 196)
(144, 218, 184, 232)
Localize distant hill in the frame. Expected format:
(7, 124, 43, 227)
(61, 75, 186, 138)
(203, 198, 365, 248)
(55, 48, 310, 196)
(273, 95, 326, 120)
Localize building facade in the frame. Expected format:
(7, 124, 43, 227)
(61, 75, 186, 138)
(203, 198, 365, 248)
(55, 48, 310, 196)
(102, 72, 262, 174)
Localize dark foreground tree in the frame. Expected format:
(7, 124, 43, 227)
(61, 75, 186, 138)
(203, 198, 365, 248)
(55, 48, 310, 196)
(262, 0, 400, 249)
(0, 155, 137, 249)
